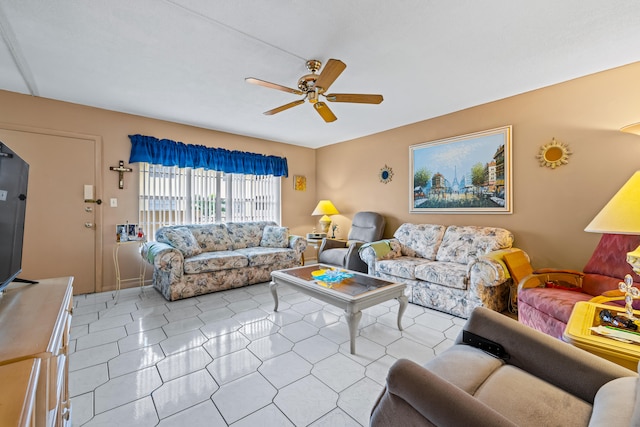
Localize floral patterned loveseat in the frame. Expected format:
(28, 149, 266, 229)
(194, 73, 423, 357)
(359, 224, 526, 318)
(142, 221, 307, 301)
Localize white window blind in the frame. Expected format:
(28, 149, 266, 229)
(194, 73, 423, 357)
(139, 163, 281, 240)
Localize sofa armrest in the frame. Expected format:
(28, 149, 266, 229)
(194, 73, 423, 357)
(373, 358, 516, 427)
(318, 238, 347, 255)
(469, 248, 523, 288)
(142, 241, 185, 277)
(288, 235, 307, 257)
(458, 307, 637, 403)
(358, 238, 401, 275)
(344, 242, 368, 272)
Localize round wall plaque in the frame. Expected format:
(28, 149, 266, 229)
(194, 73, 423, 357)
(379, 165, 394, 183)
(536, 138, 571, 169)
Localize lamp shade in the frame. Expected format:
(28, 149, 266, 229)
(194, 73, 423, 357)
(621, 123, 640, 136)
(312, 200, 340, 216)
(585, 171, 640, 234)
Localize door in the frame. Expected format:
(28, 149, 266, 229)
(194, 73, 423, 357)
(0, 127, 99, 295)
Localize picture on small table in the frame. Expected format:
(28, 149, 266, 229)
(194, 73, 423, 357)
(116, 223, 140, 242)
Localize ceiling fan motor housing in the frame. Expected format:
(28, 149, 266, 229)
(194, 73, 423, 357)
(297, 74, 318, 93)
(297, 59, 323, 92)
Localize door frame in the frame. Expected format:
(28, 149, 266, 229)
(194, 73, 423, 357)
(0, 122, 104, 292)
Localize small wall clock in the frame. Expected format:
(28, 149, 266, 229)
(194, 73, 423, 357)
(379, 165, 394, 184)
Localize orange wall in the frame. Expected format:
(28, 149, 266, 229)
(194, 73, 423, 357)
(317, 61, 640, 271)
(0, 90, 316, 291)
(1, 60, 639, 291)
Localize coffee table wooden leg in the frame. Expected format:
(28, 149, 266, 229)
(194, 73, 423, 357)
(397, 295, 408, 331)
(346, 310, 363, 354)
(269, 280, 279, 312)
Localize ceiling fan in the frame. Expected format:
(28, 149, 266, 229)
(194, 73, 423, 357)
(245, 59, 383, 123)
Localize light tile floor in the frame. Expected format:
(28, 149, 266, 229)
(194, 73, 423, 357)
(69, 283, 466, 426)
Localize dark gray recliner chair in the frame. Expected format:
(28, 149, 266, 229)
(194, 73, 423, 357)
(370, 306, 639, 426)
(318, 211, 385, 273)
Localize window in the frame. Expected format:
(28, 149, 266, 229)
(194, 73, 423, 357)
(139, 163, 281, 240)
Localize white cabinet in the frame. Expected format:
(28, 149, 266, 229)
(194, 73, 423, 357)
(0, 277, 73, 427)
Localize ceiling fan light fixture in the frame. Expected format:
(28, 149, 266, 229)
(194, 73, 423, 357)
(246, 57, 382, 122)
(308, 89, 319, 104)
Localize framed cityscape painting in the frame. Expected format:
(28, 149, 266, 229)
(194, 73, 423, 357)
(410, 126, 512, 214)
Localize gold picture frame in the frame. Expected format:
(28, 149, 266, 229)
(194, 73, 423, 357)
(410, 126, 513, 214)
(293, 175, 306, 191)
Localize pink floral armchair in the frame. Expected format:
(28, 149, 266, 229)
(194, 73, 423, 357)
(517, 234, 640, 339)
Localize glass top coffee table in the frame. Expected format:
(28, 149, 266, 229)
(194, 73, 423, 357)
(270, 264, 408, 354)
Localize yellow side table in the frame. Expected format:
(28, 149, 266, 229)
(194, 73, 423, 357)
(564, 301, 640, 370)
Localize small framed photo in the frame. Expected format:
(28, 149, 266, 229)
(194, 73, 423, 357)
(116, 223, 140, 241)
(293, 175, 307, 191)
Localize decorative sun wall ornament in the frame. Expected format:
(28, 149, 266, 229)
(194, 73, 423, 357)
(379, 165, 394, 183)
(536, 138, 571, 169)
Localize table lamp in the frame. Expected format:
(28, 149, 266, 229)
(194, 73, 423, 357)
(312, 200, 339, 234)
(584, 171, 640, 319)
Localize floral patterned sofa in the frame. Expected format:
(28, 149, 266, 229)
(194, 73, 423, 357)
(359, 223, 526, 318)
(141, 221, 307, 301)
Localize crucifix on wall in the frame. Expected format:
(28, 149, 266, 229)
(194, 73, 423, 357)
(110, 160, 133, 189)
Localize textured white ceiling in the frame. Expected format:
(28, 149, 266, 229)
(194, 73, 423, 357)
(1, 1, 639, 148)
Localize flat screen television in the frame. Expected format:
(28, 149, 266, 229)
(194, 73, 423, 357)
(0, 142, 30, 293)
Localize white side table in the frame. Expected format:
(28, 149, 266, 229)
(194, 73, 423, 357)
(305, 238, 325, 264)
(112, 238, 147, 303)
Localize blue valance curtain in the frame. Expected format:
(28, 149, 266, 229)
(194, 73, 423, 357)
(128, 134, 288, 177)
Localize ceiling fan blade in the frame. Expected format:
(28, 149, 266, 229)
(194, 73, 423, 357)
(245, 77, 304, 95)
(263, 99, 305, 115)
(314, 102, 337, 122)
(314, 59, 346, 92)
(325, 93, 384, 104)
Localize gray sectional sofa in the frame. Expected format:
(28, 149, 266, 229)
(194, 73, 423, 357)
(141, 221, 306, 301)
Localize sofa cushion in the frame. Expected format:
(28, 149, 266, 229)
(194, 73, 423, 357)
(377, 257, 432, 280)
(436, 226, 513, 264)
(582, 234, 640, 293)
(318, 247, 348, 266)
(235, 247, 297, 266)
(191, 224, 233, 252)
(160, 227, 201, 257)
(424, 345, 504, 394)
(227, 222, 267, 249)
(475, 365, 592, 426)
(518, 287, 591, 324)
(414, 261, 468, 290)
(260, 225, 289, 248)
(183, 251, 249, 274)
(393, 223, 446, 260)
